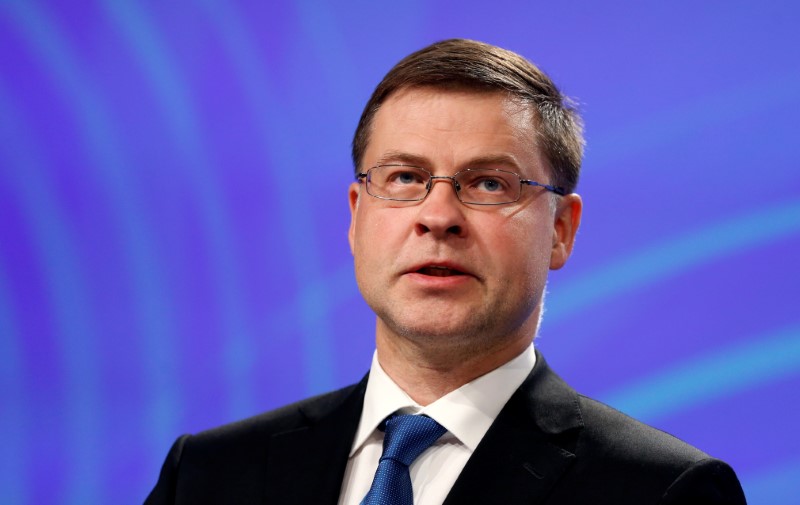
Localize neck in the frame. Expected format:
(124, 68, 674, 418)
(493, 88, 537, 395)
(374, 322, 534, 406)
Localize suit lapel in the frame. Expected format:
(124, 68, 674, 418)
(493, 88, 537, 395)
(443, 353, 583, 505)
(263, 376, 368, 505)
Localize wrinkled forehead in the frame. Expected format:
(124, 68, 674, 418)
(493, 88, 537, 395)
(365, 86, 548, 177)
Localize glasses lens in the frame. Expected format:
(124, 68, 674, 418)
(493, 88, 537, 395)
(455, 169, 520, 204)
(367, 165, 430, 201)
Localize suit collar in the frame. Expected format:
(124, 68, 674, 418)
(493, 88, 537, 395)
(525, 350, 584, 436)
(263, 375, 368, 505)
(443, 351, 583, 504)
(260, 351, 583, 505)
(354, 346, 538, 455)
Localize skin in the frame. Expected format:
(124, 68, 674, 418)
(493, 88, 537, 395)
(348, 87, 582, 405)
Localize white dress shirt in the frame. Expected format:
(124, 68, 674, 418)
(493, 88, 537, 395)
(337, 346, 536, 505)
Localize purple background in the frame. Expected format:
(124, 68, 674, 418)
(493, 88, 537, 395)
(1, 1, 798, 503)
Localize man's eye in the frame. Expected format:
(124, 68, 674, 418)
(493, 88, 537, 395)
(392, 171, 422, 184)
(476, 178, 503, 192)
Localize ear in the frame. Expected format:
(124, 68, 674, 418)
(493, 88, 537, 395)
(550, 193, 582, 270)
(348, 182, 361, 255)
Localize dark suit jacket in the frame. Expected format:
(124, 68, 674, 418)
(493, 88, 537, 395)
(145, 352, 746, 504)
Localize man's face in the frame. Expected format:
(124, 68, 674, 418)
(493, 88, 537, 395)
(348, 87, 581, 355)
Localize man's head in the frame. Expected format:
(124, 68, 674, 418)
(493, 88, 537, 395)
(348, 40, 583, 370)
(352, 38, 584, 195)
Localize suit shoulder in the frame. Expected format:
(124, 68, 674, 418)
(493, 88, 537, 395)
(576, 393, 709, 465)
(552, 395, 746, 503)
(190, 381, 362, 446)
(145, 382, 365, 504)
(173, 381, 363, 469)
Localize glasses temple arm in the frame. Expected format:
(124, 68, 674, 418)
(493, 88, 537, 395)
(521, 179, 566, 196)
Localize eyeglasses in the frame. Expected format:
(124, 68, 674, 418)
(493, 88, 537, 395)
(356, 164, 565, 205)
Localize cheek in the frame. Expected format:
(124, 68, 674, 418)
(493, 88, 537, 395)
(353, 208, 402, 264)
(493, 218, 552, 283)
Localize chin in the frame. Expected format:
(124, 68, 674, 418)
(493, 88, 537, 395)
(382, 309, 502, 346)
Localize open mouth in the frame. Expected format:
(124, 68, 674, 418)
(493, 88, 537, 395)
(417, 266, 465, 277)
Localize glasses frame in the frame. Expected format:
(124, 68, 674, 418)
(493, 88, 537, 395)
(356, 164, 566, 206)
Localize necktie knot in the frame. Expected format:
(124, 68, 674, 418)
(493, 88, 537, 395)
(361, 414, 446, 505)
(381, 414, 447, 466)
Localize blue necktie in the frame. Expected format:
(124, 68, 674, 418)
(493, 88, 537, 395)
(361, 414, 447, 505)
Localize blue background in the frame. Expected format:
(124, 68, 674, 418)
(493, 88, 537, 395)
(1, 1, 798, 503)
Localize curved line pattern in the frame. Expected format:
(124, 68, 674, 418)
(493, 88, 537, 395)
(100, 1, 254, 420)
(588, 71, 800, 165)
(0, 23, 99, 505)
(3, 3, 180, 502)
(294, 0, 360, 390)
(294, 0, 360, 145)
(199, 0, 336, 395)
(741, 458, 800, 505)
(600, 325, 800, 421)
(547, 199, 800, 323)
(1, 5, 795, 504)
(264, 262, 359, 341)
(0, 237, 24, 505)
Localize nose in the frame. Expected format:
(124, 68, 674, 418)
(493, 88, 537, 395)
(415, 177, 467, 238)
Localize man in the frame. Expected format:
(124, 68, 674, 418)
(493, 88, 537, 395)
(146, 39, 746, 504)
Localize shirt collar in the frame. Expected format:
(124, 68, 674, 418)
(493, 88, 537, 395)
(350, 346, 536, 456)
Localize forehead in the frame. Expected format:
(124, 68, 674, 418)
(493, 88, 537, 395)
(366, 87, 546, 176)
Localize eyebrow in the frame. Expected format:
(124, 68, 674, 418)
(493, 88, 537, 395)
(463, 154, 523, 171)
(373, 151, 430, 167)
(373, 151, 523, 171)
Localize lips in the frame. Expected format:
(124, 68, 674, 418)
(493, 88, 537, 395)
(417, 265, 465, 277)
(406, 261, 475, 279)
